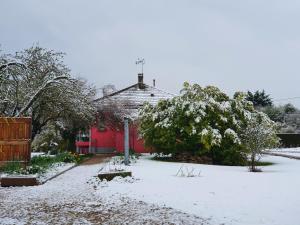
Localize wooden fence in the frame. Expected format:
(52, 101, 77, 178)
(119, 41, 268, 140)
(0, 117, 32, 165)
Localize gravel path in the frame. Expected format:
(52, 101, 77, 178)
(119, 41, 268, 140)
(0, 156, 210, 225)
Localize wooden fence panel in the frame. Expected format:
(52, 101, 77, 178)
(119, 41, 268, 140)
(0, 117, 31, 165)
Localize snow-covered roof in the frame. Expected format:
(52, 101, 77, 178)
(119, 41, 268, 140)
(95, 83, 175, 109)
(95, 82, 175, 119)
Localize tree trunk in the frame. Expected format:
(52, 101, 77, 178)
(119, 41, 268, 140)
(250, 153, 256, 172)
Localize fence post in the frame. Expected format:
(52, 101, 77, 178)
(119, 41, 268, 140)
(124, 118, 130, 165)
(89, 127, 92, 154)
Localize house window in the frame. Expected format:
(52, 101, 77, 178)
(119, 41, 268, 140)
(76, 133, 90, 142)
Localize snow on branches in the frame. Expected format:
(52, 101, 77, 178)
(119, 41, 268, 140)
(241, 112, 279, 171)
(0, 46, 96, 139)
(139, 82, 278, 166)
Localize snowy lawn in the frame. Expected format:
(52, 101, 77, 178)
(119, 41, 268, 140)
(0, 155, 208, 225)
(97, 154, 300, 225)
(37, 162, 75, 183)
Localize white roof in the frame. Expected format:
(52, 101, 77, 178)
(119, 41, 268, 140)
(95, 83, 175, 119)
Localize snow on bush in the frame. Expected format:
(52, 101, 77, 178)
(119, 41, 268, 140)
(139, 82, 278, 166)
(241, 112, 280, 171)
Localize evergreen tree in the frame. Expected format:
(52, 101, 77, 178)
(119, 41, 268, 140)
(246, 90, 273, 108)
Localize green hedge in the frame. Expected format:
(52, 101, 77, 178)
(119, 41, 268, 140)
(277, 133, 300, 147)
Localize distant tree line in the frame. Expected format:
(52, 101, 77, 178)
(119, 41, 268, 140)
(246, 90, 300, 133)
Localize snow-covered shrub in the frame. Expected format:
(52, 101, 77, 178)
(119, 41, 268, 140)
(139, 82, 271, 165)
(241, 112, 280, 172)
(31, 123, 62, 153)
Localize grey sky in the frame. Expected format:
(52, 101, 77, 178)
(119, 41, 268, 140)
(1, 0, 300, 106)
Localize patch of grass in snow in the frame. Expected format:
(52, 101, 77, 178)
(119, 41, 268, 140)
(151, 154, 212, 165)
(254, 161, 274, 166)
(115, 149, 141, 159)
(114, 149, 141, 164)
(0, 161, 24, 174)
(0, 152, 92, 175)
(152, 154, 274, 167)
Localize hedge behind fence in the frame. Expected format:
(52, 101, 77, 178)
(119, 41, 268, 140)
(277, 133, 300, 148)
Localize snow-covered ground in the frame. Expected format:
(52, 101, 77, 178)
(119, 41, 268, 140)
(31, 152, 46, 158)
(0, 156, 208, 225)
(272, 147, 300, 153)
(97, 154, 300, 225)
(270, 147, 300, 157)
(1, 153, 300, 225)
(37, 162, 75, 183)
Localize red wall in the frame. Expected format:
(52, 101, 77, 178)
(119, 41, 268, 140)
(93, 125, 150, 153)
(90, 126, 115, 149)
(115, 130, 124, 152)
(76, 125, 151, 153)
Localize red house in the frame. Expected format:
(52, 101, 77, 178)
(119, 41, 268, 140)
(76, 74, 174, 154)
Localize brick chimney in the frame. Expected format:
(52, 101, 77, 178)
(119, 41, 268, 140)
(138, 73, 144, 89)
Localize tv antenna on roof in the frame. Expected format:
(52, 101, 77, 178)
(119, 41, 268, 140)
(135, 58, 145, 73)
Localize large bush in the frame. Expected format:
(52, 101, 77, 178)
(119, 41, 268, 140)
(139, 82, 277, 165)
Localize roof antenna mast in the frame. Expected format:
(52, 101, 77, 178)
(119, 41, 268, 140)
(135, 58, 145, 73)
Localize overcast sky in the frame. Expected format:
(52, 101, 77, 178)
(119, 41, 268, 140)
(1, 0, 300, 106)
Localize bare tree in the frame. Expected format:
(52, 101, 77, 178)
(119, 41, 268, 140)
(96, 97, 135, 131)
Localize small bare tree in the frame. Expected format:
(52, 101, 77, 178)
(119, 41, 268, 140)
(96, 97, 135, 131)
(241, 112, 279, 172)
